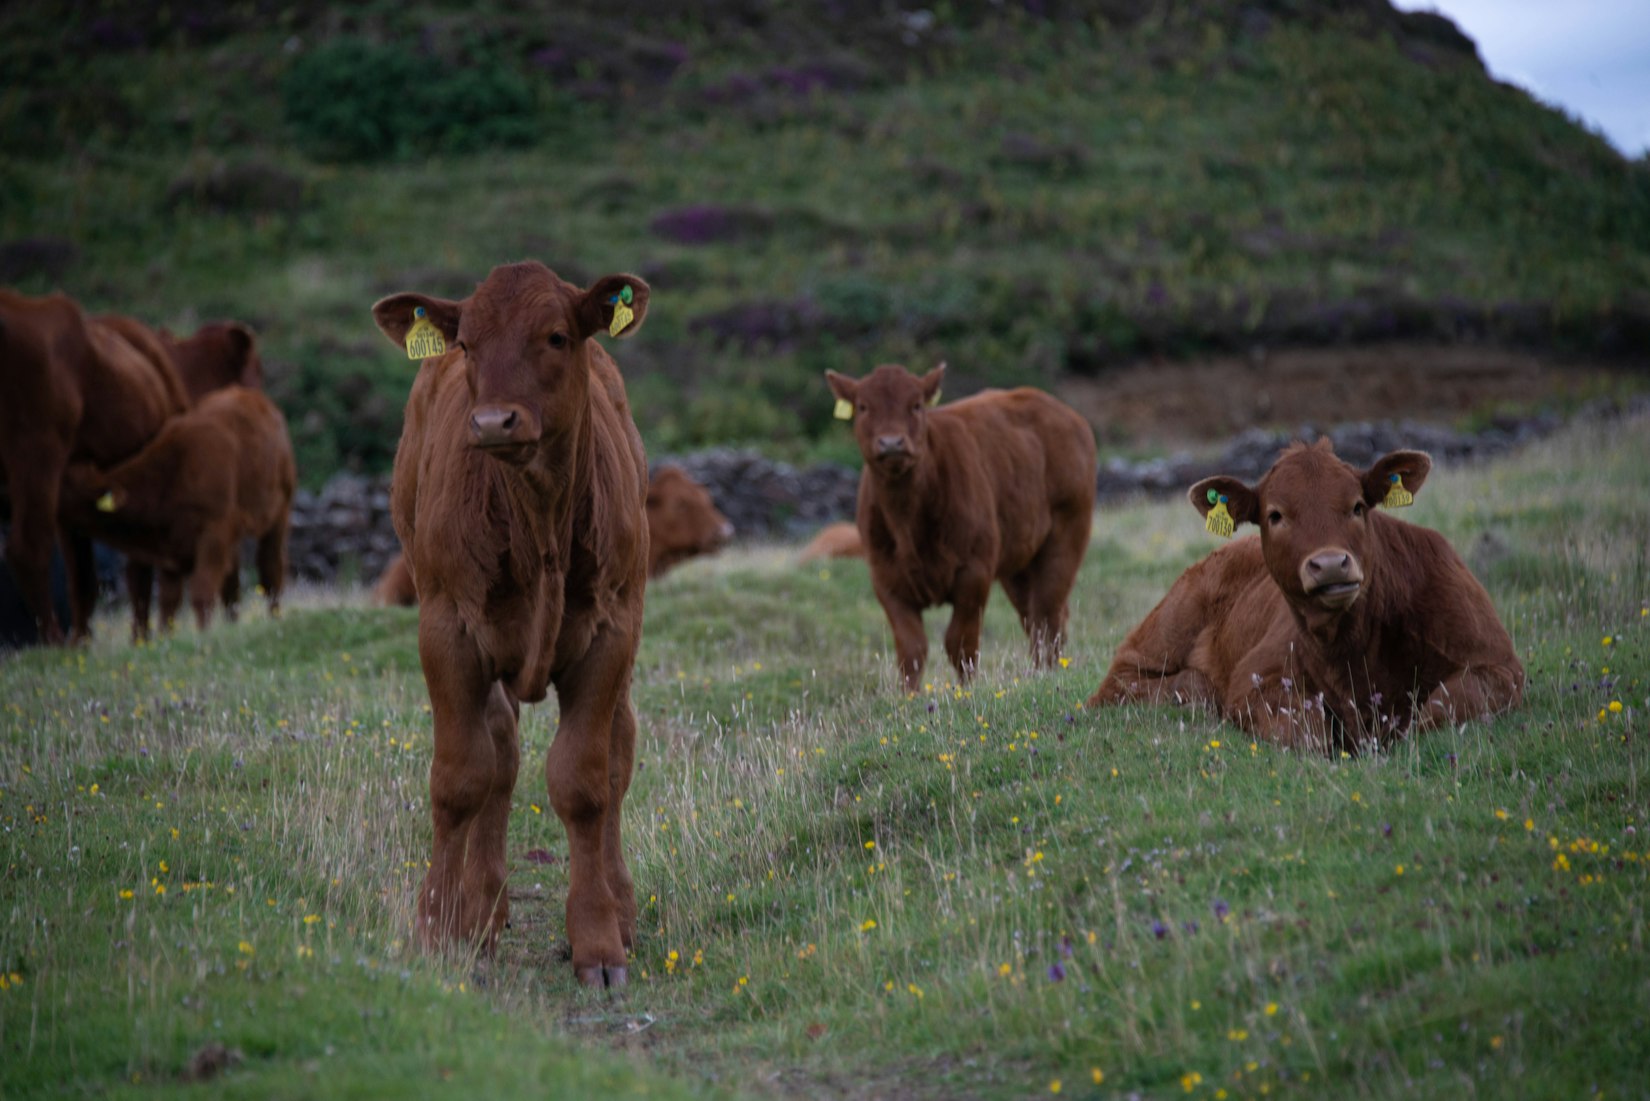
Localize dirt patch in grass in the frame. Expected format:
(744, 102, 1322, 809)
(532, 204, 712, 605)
(1057, 342, 1640, 449)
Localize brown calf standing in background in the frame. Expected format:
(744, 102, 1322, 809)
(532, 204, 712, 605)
(374, 262, 650, 989)
(825, 363, 1097, 690)
(1087, 441, 1524, 751)
(60, 387, 295, 636)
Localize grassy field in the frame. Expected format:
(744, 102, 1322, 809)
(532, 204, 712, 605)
(3, 414, 1647, 1099)
(4, 1, 1648, 481)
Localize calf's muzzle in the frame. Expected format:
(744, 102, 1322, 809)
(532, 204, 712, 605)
(470, 404, 538, 451)
(1299, 547, 1363, 608)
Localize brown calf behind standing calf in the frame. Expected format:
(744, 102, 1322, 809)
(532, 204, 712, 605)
(375, 261, 650, 988)
(1087, 439, 1524, 751)
(646, 465, 734, 577)
(825, 362, 1097, 689)
(59, 387, 295, 636)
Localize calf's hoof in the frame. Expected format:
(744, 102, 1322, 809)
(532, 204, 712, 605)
(576, 964, 628, 989)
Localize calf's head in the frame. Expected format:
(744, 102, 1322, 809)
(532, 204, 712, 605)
(1190, 440, 1431, 619)
(824, 362, 946, 479)
(646, 466, 734, 574)
(372, 262, 648, 462)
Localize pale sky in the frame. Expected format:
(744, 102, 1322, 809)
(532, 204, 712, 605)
(1396, 0, 1650, 156)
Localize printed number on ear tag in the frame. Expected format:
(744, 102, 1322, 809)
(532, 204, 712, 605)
(404, 307, 446, 360)
(833, 398, 854, 421)
(1204, 492, 1235, 538)
(1383, 473, 1414, 509)
(608, 301, 634, 337)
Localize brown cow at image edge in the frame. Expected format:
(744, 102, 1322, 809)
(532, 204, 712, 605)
(1086, 440, 1524, 751)
(374, 261, 650, 988)
(825, 363, 1097, 690)
(59, 387, 295, 635)
(0, 291, 191, 643)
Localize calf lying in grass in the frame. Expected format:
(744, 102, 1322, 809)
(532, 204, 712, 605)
(1088, 441, 1524, 751)
(61, 388, 295, 637)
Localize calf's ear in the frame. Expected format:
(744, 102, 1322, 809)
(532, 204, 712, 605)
(1188, 475, 1259, 527)
(920, 362, 947, 406)
(372, 294, 461, 350)
(824, 370, 859, 403)
(578, 274, 650, 340)
(226, 323, 263, 387)
(1362, 450, 1431, 507)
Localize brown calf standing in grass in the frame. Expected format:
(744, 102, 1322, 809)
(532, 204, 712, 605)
(0, 291, 192, 643)
(60, 387, 295, 636)
(825, 363, 1097, 689)
(1087, 440, 1524, 751)
(646, 465, 734, 577)
(374, 262, 650, 989)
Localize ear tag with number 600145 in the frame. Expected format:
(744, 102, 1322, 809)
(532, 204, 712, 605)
(404, 307, 446, 360)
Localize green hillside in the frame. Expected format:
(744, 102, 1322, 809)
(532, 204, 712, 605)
(4, 0, 1648, 483)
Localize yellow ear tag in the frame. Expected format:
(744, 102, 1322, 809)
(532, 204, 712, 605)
(833, 398, 854, 421)
(1383, 473, 1414, 508)
(927, 387, 942, 408)
(1204, 489, 1235, 538)
(95, 492, 116, 513)
(404, 307, 446, 360)
(608, 284, 635, 337)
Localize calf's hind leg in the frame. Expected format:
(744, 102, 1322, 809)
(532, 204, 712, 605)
(1015, 514, 1090, 667)
(255, 515, 288, 617)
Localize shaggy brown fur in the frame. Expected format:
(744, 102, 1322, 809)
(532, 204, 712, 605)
(1087, 441, 1524, 751)
(374, 261, 650, 989)
(646, 466, 733, 577)
(797, 521, 865, 564)
(59, 388, 295, 637)
(825, 363, 1097, 690)
(0, 292, 191, 643)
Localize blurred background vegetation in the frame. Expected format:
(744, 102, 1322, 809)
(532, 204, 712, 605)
(3, 0, 1647, 485)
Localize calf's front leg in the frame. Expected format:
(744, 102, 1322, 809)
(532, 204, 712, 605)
(943, 572, 992, 684)
(547, 625, 638, 988)
(874, 579, 928, 691)
(416, 601, 505, 953)
(1416, 663, 1525, 732)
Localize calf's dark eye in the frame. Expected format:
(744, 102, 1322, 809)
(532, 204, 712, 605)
(548, 332, 569, 349)
(1268, 510, 1283, 526)
(1353, 502, 1365, 517)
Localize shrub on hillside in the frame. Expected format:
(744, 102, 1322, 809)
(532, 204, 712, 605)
(282, 37, 537, 161)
